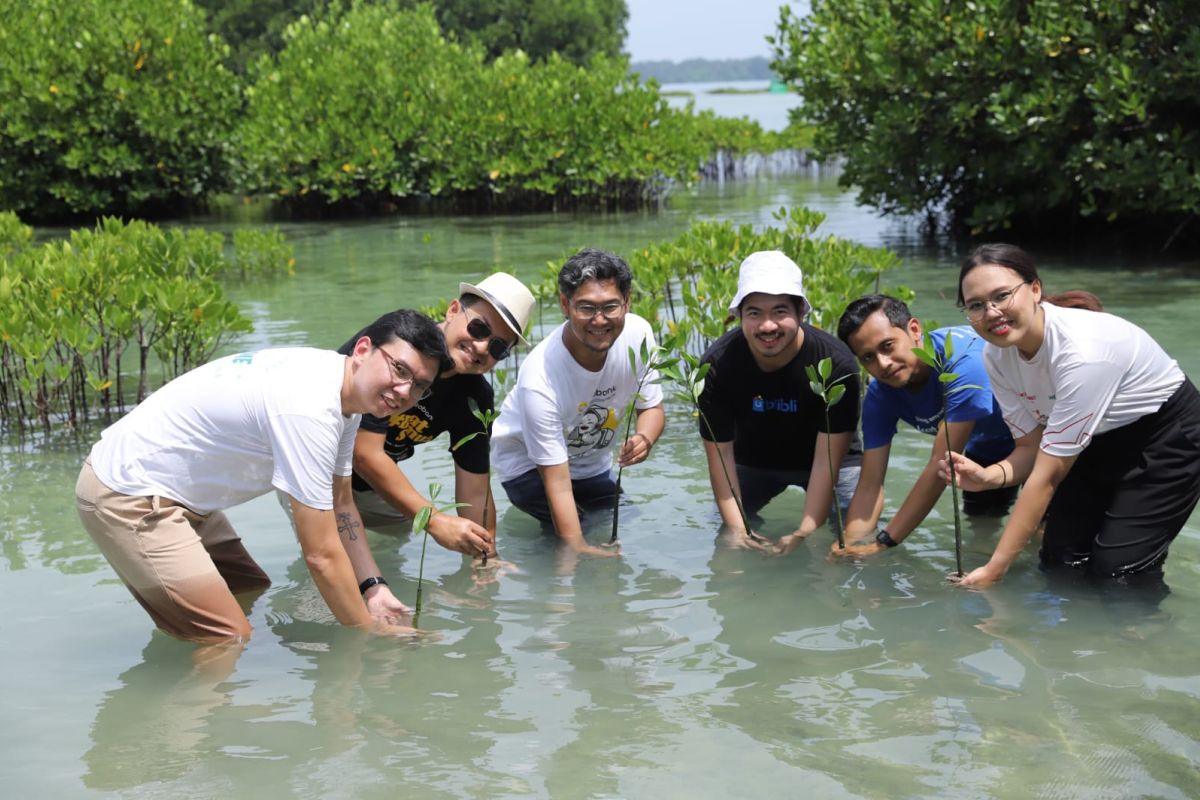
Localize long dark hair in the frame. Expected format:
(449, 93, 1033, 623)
(958, 244, 1103, 311)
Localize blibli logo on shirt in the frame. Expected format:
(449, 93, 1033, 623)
(751, 395, 798, 413)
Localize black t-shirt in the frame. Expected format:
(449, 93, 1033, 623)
(337, 335, 494, 493)
(697, 325, 863, 471)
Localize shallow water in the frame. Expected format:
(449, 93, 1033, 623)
(3, 175, 1200, 799)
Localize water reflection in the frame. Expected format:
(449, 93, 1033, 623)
(4, 173, 1200, 797)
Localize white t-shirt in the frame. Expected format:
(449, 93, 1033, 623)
(984, 302, 1183, 457)
(89, 348, 359, 513)
(492, 314, 664, 482)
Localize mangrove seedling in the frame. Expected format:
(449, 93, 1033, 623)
(912, 331, 980, 578)
(805, 356, 850, 549)
(452, 396, 501, 565)
(412, 482, 467, 627)
(610, 336, 677, 544)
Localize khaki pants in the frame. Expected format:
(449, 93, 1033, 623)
(75, 460, 270, 642)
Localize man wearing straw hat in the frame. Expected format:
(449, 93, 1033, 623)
(698, 250, 862, 551)
(336, 272, 535, 562)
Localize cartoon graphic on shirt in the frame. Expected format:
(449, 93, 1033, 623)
(567, 404, 618, 452)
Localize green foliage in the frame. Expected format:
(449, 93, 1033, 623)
(453, 396, 501, 561)
(230, 228, 296, 277)
(911, 330, 983, 577)
(610, 337, 677, 543)
(623, 206, 906, 356)
(398, 0, 628, 65)
(0, 218, 293, 433)
(0, 213, 33, 260)
(193, 0, 325, 73)
(804, 356, 850, 547)
(411, 481, 467, 626)
(772, 0, 1200, 239)
(235, 3, 715, 210)
(0, 0, 241, 220)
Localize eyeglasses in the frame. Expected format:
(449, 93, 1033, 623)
(379, 348, 434, 401)
(464, 308, 514, 361)
(961, 282, 1028, 321)
(570, 300, 625, 320)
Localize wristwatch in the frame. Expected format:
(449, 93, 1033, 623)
(875, 528, 900, 548)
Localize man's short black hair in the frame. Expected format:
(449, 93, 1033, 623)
(557, 247, 633, 298)
(358, 309, 451, 373)
(837, 295, 914, 346)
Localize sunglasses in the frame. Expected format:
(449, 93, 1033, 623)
(464, 310, 514, 361)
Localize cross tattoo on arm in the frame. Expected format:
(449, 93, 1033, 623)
(335, 511, 360, 541)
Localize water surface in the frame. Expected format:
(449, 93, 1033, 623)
(3, 174, 1199, 799)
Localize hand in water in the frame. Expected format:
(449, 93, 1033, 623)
(364, 585, 412, 625)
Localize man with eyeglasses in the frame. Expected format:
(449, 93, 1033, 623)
(75, 309, 450, 643)
(336, 273, 535, 560)
(830, 295, 1016, 557)
(491, 248, 665, 557)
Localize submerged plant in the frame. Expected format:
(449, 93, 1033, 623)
(610, 337, 676, 544)
(412, 482, 467, 627)
(912, 331, 980, 577)
(805, 356, 850, 549)
(452, 397, 501, 565)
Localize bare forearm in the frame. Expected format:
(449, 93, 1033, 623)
(704, 441, 747, 531)
(292, 501, 372, 627)
(886, 463, 948, 540)
(454, 470, 491, 530)
(334, 505, 383, 581)
(634, 404, 665, 444)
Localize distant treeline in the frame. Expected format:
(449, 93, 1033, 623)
(630, 57, 776, 84)
(1, 0, 807, 223)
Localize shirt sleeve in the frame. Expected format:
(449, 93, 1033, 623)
(447, 380, 494, 474)
(823, 351, 862, 434)
(986, 353, 1042, 440)
(358, 412, 390, 435)
(942, 335, 998, 424)
(269, 412, 345, 509)
(697, 353, 734, 442)
(1040, 355, 1124, 456)
(517, 383, 570, 467)
(860, 382, 898, 450)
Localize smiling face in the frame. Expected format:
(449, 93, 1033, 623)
(846, 310, 928, 389)
(960, 262, 1043, 356)
(344, 336, 440, 417)
(442, 298, 517, 376)
(739, 292, 803, 368)
(559, 278, 628, 367)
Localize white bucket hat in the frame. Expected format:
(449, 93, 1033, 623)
(459, 272, 536, 345)
(728, 250, 812, 318)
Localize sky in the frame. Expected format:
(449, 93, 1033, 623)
(625, 0, 806, 62)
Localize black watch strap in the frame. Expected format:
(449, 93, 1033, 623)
(358, 576, 388, 594)
(875, 528, 900, 548)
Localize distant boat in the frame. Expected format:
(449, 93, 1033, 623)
(768, 79, 789, 94)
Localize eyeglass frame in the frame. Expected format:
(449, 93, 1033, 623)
(462, 305, 515, 361)
(960, 281, 1029, 321)
(377, 346, 434, 401)
(569, 299, 627, 320)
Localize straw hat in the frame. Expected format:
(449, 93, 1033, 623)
(459, 273, 536, 345)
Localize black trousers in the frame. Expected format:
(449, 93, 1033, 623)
(1041, 378, 1200, 578)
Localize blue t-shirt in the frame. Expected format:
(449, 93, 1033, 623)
(861, 326, 1012, 463)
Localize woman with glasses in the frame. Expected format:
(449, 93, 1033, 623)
(335, 273, 535, 562)
(942, 243, 1200, 587)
